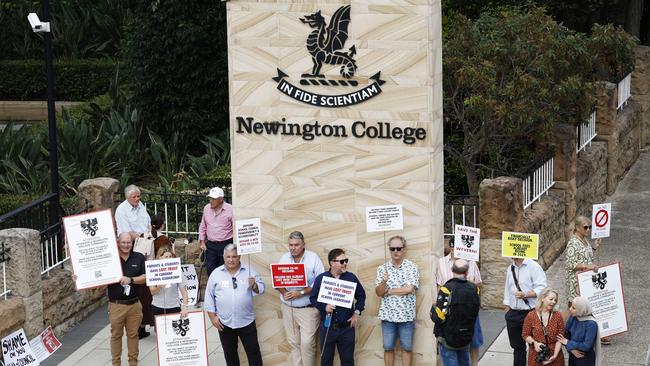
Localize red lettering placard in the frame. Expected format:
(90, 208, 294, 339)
(271, 263, 307, 288)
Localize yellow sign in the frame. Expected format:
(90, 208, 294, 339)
(502, 231, 539, 259)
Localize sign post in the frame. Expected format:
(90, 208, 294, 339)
(577, 263, 627, 337)
(592, 203, 612, 239)
(271, 263, 307, 288)
(501, 231, 539, 259)
(235, 218, 262, 255)
(453, 225, 480, 262)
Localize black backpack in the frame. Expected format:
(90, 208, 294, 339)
(430, 278, 480, 349)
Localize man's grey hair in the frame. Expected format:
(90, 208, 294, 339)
(451, 259, 469, 275)
(224, 243, 238, 254)
(288, 231, 305, 242)
(387, 235, 407, 248)
(124, 184, 141, 198)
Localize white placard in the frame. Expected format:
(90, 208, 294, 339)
(365, 205, 404, 232)
(155, 311, 208, 366)
(454, 224, 480, 262)
(2, 328, 40, 366)
(316, 276, 358, 309)
(29, 326, 61, 363)
(180, 265, 198, 306)
(63, 209, 123, 290)
(235, 218, 262, 255)
(577, 263, 628, 337)
(592, 203, 611, 239)
(146, 258, 182, 286)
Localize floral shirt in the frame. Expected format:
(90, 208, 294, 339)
(375, 259, 419, 322)
(564, 235, 594, 302)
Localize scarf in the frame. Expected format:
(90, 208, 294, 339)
(572, 296, 601, 366)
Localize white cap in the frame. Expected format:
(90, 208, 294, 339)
(207, 187, 225, 199)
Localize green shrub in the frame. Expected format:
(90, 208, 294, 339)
(0, 194, 79, 217)
(589, 23, 637, 82)
(198, 165, 231, 189)
(0, 59, 114, 100)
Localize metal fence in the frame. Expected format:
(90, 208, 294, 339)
(444, 195, 479, 240)
(1, 242, 10, 300)
(577, 111, 597, 153)
(115, 190, 231, 239)
(617, 73, 631, 110)
(522, 152, 555, 209)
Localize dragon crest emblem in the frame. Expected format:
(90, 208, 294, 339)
(80, 218, 98, 237)
(592, 272, 607, 290)
(172, 318, 190, 336)
(300, 5, 357, 81)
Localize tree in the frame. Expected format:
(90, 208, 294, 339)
(443, 7, 595, 195)
(121, 0, 229, 153)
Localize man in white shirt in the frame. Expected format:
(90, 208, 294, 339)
(503, 258, 547, 366)
(277, 231, 325, 366)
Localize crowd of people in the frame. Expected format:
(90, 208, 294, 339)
(107, 184, 605, 366)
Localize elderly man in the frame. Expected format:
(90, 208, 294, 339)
(310, 248, 366, 366)
(199, 187, 233, 277)
(114, 184, 153, 338)
(431, 259, 480, 366)
(107, 233, 146, 366)
(277, 231, 325, 366)
(374, 235, 419, 366)
(504, 257, 547, 366)
(204, 244, 264, 366)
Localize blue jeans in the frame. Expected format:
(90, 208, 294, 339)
(439, 343, 470, 366)
(319, 324, 355, 366)
(381, 320, 415, 351)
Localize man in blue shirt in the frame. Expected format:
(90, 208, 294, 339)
(204, 244, 265, 366)
(310, 248, 366, 366)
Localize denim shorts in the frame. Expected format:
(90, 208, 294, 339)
(381, 320, 415, 351)
(471, 314, 484, 348)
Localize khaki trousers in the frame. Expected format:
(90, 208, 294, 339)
(109, 301, 143, 366)
(281, 302, 320, 366)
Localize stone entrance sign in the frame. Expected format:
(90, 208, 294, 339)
(227, 0, 443, 363)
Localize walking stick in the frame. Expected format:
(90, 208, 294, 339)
(320, 314, 332, 362)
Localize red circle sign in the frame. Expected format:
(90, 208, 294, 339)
(595, 209, 609, 228)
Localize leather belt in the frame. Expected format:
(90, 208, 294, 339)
(109, 298, 139, 305)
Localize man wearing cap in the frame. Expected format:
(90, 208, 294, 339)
(199, 187, 233, 277)
(277, 231, 325, 366)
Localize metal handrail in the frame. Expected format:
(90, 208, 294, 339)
(0, 192, 57, 224)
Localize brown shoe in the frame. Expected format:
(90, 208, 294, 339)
(600, 336, 612, 345)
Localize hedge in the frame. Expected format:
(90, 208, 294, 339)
(198, 165, 232, 189)
(0, 59, 114, 101)
(0, 194, 80, 218)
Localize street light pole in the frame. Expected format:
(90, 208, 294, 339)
(41, 0, 60, 226)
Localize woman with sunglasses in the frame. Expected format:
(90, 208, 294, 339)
(436, 236, 483, 366)
(564, 216, 608, 344)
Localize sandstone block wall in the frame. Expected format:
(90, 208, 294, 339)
(576, 141, 608, 217)
(632, 46, 650, 148)
(523, 190, 566, 269)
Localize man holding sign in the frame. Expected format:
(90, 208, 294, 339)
(276, 231, 325, 366)
(310, 248, 366, 366)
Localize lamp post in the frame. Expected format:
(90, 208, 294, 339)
(28, 0, 60, 227)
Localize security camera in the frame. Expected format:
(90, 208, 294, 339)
(27, 13, 50, 33)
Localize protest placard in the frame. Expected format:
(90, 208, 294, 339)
(2, 328, 39, 366)
(29, 326, 61, 363)
(235, 218, 262, 255)
(271, 263, 307, 288)
(179, 265, 198, 306)
(146, 258, 182, 287)
(365, 205, 403, 232)
(592, 203, 612, 239)
(63, 209, 123, 290)
(454, 224, 480, 262)
(577, 263, 628, 337)
(502, 231, 539, 259)
(316, 276, 357, 309)
(155, 311, 208, 366)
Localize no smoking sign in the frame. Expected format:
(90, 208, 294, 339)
(592, 203, 611, 239)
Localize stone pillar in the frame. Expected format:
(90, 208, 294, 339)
(632, 46, 650, 148)
(0, 229, 43, 338)
(594, 82, 620, 194)
(552, 124, 577, 241)
(78, 177, 120, 211)
(479, 177, 524, 308)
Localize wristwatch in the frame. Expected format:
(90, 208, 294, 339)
(354, 309, 361, 315)
(129, 277, 134, 285)
(300, 290, 305, 296)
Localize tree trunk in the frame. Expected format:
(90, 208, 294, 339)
(627, 0, 644, 38)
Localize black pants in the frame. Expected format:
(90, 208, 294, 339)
(505, 309, 531, 366)
(218, 321, 263, 366)
(206, 238, 233, 277)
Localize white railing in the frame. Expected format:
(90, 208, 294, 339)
(1, 243, 10, 300)
(577, 111, 597, 153)
(617, 73, 631, 110)
(444, 196, 479, 239)
(146, 202, 200, 237)
(523, 156, 555, 209)
(41, 229, 70, 275)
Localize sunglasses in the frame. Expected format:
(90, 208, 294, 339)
(583, 225, 592, 230)
(333, 258, 349, 264)
(389, 247, 403, 252)
(231, 277, 238, 289)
